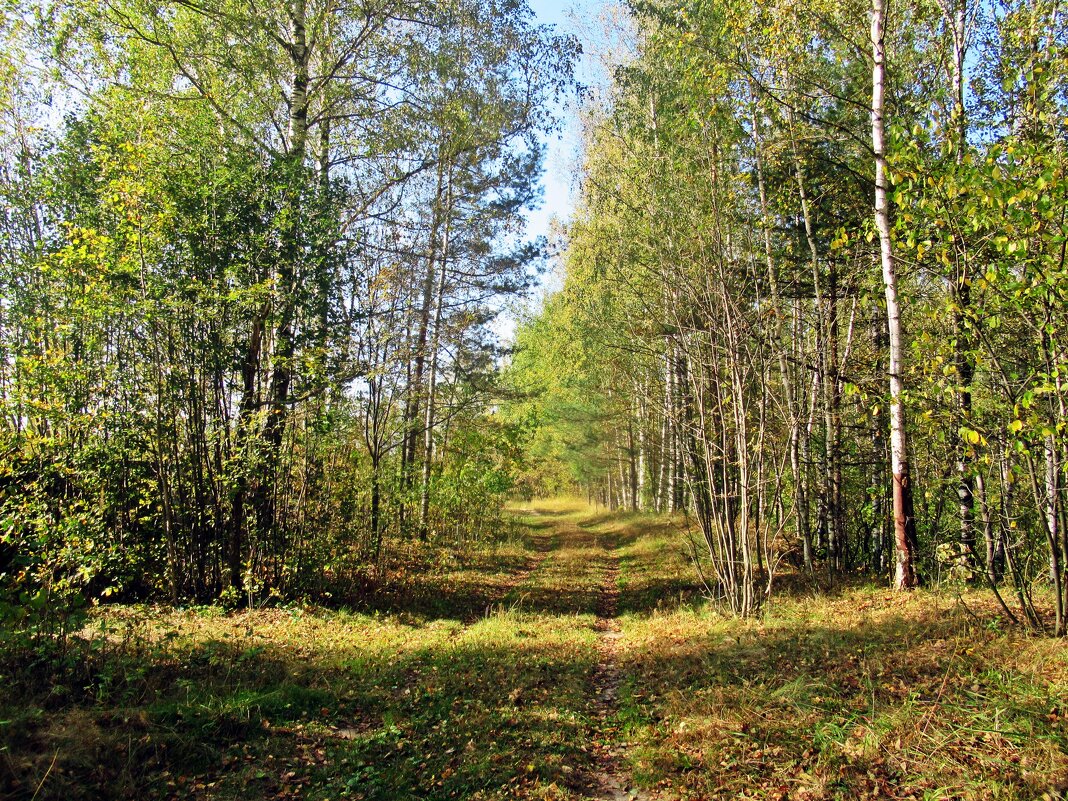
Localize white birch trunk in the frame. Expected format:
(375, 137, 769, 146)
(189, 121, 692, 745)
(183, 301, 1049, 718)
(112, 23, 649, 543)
(872, 0, 919, 589)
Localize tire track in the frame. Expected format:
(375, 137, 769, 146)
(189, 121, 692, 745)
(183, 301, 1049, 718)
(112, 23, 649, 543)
(589, 546, 647, 800)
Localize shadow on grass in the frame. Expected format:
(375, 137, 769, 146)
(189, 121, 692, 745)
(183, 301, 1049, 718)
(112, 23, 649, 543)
(499, 508, 703, 618)
(621, 603, 1068, 799)
(6, 499, 1068, 801)
(8, 598, 1065, 801)
(358, 507, 612, 619)
(343, 528, 558, 623)
(2, 615, 605, 801)
(616, 574, 703, 615)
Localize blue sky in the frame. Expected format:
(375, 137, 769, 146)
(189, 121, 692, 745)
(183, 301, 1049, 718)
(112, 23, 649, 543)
(495, 0, 622, 343)
(524, 0, 591, 249)
(521, 0, 634, 254)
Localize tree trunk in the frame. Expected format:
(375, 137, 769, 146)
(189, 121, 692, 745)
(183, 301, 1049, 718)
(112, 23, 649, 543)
(403, 160, 448, 530)
(872, 0, 920, 590)
(255, 0, 311, 547)
(751, 95, 806, 573)
(1044, 435, 1064, 634)
(636, 378, 648, 511)
(229, 314, 264, 594)
(628, 415, 639, 512)
(938, 0, 978, 574)
(657, 349, 672, 513)
(418, 165, 454, 538)
(789, 110, 842, 575)
(975, 470, 1000, 583)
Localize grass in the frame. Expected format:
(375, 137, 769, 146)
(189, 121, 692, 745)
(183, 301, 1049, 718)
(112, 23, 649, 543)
(1, 502, 610, 801)
(2, 499, 1068, 800)
(616, 579, 1068, 799)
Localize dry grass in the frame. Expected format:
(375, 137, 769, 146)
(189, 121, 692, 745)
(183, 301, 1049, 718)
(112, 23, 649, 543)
(1, 503, 609, 801)
(617, 577, 1068, 799)
(3, 502, 1067, 800)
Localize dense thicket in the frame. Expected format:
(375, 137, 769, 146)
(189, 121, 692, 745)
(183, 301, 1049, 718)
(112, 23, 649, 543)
(0, 0, 575, 632)
(505, 0, 1068, 627)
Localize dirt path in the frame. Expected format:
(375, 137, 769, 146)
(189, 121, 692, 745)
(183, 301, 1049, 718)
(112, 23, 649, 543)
(509, 503, 650, 800)
(24, 500, 1057, 801)
(490, 521, 556, 614)
(15, 500, 691, 801)
(590, 555, 645, 801)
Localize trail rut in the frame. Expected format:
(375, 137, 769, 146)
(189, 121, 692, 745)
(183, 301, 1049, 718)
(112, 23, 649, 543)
(589, 551, 648, 800)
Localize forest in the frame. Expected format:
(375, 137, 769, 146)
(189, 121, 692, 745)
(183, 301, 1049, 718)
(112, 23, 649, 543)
(1, 0, 1067, 798)
(511, 0, 1068, 622)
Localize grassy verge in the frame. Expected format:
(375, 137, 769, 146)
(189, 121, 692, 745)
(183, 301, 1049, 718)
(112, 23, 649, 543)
(613, 542, 1068, 799)
(3, 607, 606, 800)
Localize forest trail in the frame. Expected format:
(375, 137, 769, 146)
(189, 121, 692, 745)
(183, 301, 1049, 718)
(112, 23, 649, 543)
(589, 540, 645, 801)
(12, 499, 1065, 801)
(506, 502, 654, 800)
(8, 498, 696, 801)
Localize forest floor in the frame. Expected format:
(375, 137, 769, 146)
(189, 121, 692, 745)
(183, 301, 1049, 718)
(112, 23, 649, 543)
(3, 499, 1068, 800)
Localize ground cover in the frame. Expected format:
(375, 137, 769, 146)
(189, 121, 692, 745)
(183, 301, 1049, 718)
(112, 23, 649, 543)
(2, 500, 1066, 800)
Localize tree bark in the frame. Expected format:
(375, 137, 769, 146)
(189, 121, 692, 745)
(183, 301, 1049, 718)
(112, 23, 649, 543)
(418, 163, 454, 538)
(789, 110, 843, 574)
(404, 159, 448, 530)
(936, 0, 978, 574)
(255, 0, 311, 548)
(872, 0, 920, 590)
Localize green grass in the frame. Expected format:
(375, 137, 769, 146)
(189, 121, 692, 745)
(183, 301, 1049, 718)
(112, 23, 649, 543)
(3, 608, 606, 800)
(3, 500, 1068, 800)
(1, 502, 611, 801)
(617, 585, 1068, 800)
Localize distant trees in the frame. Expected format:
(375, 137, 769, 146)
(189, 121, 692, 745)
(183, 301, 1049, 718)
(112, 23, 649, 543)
(0, 0, 575, 616)
(506, 0, 1068, 628)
